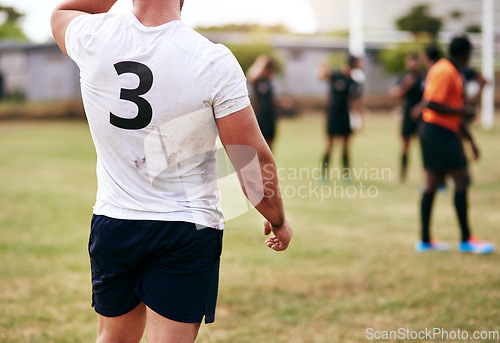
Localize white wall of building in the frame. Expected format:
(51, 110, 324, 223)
(26, 47, 80, 101)
(0, 51, 28, 95)
(0, 43, 80, 102)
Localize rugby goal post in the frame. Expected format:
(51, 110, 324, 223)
(482, 0, 495, 130)
(349, 0, 365, 58)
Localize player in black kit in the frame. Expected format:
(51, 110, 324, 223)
(390, 53, 424, 183)
(318, 54, 363, 182)
(248, 55, 278, 151)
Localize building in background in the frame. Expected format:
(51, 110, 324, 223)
(0, 36, 395, 111)
(0, 1, 498, 115)
(0, 41, 80, 102)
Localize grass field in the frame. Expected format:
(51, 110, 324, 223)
(1, 113, 499, 343)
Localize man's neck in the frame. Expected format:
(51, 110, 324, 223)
(132, 0, 181, 27)
(448, 57, 466, 70)
(342, 66, 352, 77)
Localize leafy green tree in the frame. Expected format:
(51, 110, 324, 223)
(448, 8, 480, 33)
(378, 38, 443, 75)
(395, 4, 443, 40)
(0, 5, 27, 40)
(225, 43, 281, 74)
(196, 23, 291, 35)
(379, 42, 423, 74)
(196, 24, 284, 74)
(449, 10, 464, 20)
(380, 4, 444, 74)
(465, 24, 481, 33)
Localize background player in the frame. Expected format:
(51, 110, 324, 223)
(318, 54, 363, 182)
(51, 0, 293, 342)
(416, 35, 493, 254)
(409, 44, 442, 122)
(247, 55, 278, 151)
(421, 45, 441, 74)
(390, 53, 424, 183)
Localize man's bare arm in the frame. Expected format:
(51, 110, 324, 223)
(390, 74, 417, 99)
(216, 105, 292, 251)
(425, 101, 476, 119)
(247, 55, 270, 84)
(460, 122, 480, 161)
(51, 0, 117, 56)
(317, 60, 331, 81)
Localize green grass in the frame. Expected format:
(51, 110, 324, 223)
(1, 113, 499, 342)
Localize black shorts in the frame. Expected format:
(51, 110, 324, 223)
(89, 215, 223, 324)
(257, 112, 276, 140)
(327, 111, 352, 136)
(401, 113, 418, 137)
(418, 121, 467, 171)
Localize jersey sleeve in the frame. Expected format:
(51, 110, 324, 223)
(210, 46, 250, 119)
(423, 67, 452, 104)
(65, 13, 111, 66)
(64, 14, 94, 66)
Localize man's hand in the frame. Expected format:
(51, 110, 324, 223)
(471, 143, 480, 161)
(401, 73, 417, 88)
(264, 219, 292, 252)
(409, 102, 424, 121)
(217, 106, 291, 251)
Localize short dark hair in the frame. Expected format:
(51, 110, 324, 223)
(265, 59, 276, 71)
(449, 35, 472, 58)
(425, 45, 441, 62)
(347, 55, 359, 68)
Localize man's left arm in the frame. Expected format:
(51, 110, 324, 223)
(390, 73, 416, 99)
(51, 0, 117, 56)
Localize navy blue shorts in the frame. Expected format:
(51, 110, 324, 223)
(88, 215, 223, 324)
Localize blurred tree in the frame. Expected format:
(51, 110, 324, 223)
(196, 24, 284, 74)
(449, 10, 464, 20)
(378, 39, 440, 75)
(379, 43, 419, 75)
(196, 23, 291, 34)
(324, 30, 349, 38)
(395, 4, 443, 40)
(325, 51, 350, 70)
(465, 24, 481, 33)
(380, 4, 443, 74)
(225, 43, 281, 74)
(0, 5, 27, 40)
(448, 8, 481, 33)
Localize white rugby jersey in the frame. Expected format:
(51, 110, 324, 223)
(65, 12, 250, 229)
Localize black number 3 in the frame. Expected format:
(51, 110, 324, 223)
(110, 61, 153, 130)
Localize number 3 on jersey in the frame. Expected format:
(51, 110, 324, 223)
(110, 61, 153, 130)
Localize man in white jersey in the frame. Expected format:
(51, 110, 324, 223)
(51, 0, 293, 342)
